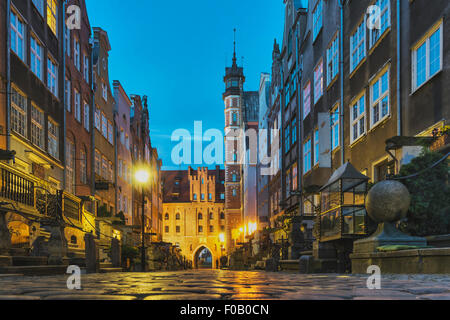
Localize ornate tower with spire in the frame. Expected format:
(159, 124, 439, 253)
(222, 29, 245, 252)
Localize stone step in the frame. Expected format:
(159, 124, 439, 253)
(12, 256, 48, 266)
(99, 262, 113, 269)
(99, 267, 123, 273)
(279, 259, 300, 271)
(0, 265, 69, 276)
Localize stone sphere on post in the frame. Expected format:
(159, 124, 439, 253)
(366, 180, 411, 223)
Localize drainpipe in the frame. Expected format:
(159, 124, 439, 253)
(396, 0, 402, 137)
(339, 0, 346, 166)
(6, 0, 11, 151)
(279, 60, 285, 210)
(90, 40, 96, 198)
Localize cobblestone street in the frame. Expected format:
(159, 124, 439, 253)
(0, 270, 450, 300)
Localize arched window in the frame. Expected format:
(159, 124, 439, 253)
(164, 213, 169, 220)
(176, 213, 180, 220)
(209, 212, 214, 220)
(70, 235, 77, 245)
(220, 212, 225, 220)
(198, 213, 203, 220)
(232, 174, 237, 182)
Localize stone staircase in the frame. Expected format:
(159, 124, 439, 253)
(0, 253, 69, 276)
(99, 262, 122, 273)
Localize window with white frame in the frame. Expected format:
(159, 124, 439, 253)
(84, 103, 90, 131)
(369, 0, 390, 48)
(108, 121, 113, 144)
(11, 10, 25, 61)
(370, 68, 389, 127)
(32, 0, 44, 15)
(314, 60, 323, 104)
(30, 36, 43, 80)
(47, 57, 58, 96)
(303, 138, 311, 174)
(83, 54, 89, 83)
(74, 89, 81, 122)
(327, 35, 339, 85)
(94, 106, 100, 130)
(48, 119, 59, 159)
(101, 113, 107, 138)
(65, 78, 71, 111)
(47, 0, 58, 36)
(11, 88, 27, 137)
(65, 27, 70, 57)
(95, 150, 101, 175)
(312, 0, 323, 42)
(80, 149, 87, 184)
(303, 81, 311, 119)
(74, 38, 80, 70)
(31, 104, 44, 149)
(314, 129, 319, 166)
(65, 140, 75, 194)
(350, 18, 366, 73)
(351, 93, 366, 143)
(102, 82, 108, 101)
(412, 21, 443, 91)
(331, 105, 340, 150)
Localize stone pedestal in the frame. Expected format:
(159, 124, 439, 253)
(0, 212, 11, 257)
(110, 238, 121, 268)
(353, 222, 427, 254)
(47, 226, 69, 266)
(84, 233, 99, 273)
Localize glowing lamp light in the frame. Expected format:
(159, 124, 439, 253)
(219, 233, 225, 243)
(248, 222, 257, 235)
(135, 168, 150, 184)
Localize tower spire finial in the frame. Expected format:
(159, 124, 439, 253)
(232, 28, 237, 66)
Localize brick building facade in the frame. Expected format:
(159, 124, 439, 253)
(162, 167, 225, 268)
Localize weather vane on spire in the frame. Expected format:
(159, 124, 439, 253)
(233, 28, 237, 65)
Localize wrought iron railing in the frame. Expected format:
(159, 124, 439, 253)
(0, 167, 35, 207)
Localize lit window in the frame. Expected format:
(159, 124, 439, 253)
(11, 88, 27, 137)
(412, 22, 442, 91)
(314, 129, 319, 166)
(31, 104, 44, 149)
(11, 10, 25, 61)
(48, 119, 59, 159)
(74, 89, 81, 122)
(326, 35, 339, 85)
(30, 36, 43, 80)
(80, 149, 87, 184)
(47, 0, 58, 36)
(303, 139, 311, 174)
(314, 60, 323, 104)
(351, 94, 366, 143)
(84, 103, 90, 132)
(312, 0, 323, 41)
(369, 0, 390, 48)
(370, 69, 389, 128)
(331, 105, 340, 150)
(47, 57, 58, 96)
(350, 18, 366, 72)
(303, 81, 311, 119)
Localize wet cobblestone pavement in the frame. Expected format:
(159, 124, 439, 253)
(0, 270, 450, 300)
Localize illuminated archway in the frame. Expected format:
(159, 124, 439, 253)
(192, 245, 215, 269)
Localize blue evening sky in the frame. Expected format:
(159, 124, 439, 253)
(85, 0, 285, 170)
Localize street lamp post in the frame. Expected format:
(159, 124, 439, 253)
(135, 168, 150, 272)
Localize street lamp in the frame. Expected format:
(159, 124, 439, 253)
(135, 167, 150, 272)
